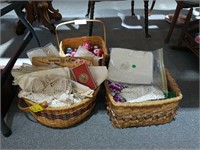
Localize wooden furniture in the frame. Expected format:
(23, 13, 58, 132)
(86, 0, 156, 38)
(164, 0, 199, 43)
(16, 1, 62, 35)
(179, 10, 199, 56)
(86, 0, 156, 17)
(1, 1, 41, 137)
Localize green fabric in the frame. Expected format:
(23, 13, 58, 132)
(164, 92, 176, 99)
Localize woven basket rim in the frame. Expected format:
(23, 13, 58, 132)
(59, 35, 109, 57)
(22, 86, 100, 111)
(60, 36, 106, 47)
(61, 35, 104, 40)
(105, 69, 183, 107)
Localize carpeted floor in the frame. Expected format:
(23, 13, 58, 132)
(1, 0, 199, 149)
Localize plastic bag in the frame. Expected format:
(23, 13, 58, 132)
(107, 48, 168, 94)
(107, 48, 153, 84)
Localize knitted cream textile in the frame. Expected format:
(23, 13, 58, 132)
(120, 84, 165, 102)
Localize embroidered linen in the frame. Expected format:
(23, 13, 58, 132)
(14, 67, 92, 107)
(11, 63, 58, 78)
(12, 62, 108, 107)
(12, 67, 71, 90)
(17, 74, 74, 107)
(107, 48, 153, 84)
(120, 84, 165, 102)
(71, 80, 94, 98)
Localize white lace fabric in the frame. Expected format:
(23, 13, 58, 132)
(12, 63, 108, 107)
(13, 66, 92, 107)
(120, 84, 165, 103)
(18, 74, 81, 107)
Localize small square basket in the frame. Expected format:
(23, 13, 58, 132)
(56, 19, 109, 66)
(104, 69, 183, 128)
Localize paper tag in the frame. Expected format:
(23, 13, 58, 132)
(74, 20, 87, 25)
(29, 104, 44, 113)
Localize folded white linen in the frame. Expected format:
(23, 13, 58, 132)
(12, 67, 71, 90)
(120, 84, 165, 102)
(74, 46, 99, 64)
(27, 42, 59, 61)
(71, 80, 94, 98)
(88, 66, 108, 87)
(107, 48, 153, 84)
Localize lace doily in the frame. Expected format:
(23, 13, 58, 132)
(120, 85, 165, 102)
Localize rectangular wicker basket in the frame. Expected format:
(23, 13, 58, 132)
(56, 19, 109, 66)
(104, 69, 183, 128)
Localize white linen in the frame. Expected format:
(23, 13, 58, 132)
(88, 66, 108, 86)
(120, 84, 165, 102)
(107, 48, 153, 84)
(74, 46, 99, 64)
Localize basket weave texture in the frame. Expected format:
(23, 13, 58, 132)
(18, 20, 108, 128)
(104, 69, 183, 128)
(59, 36, 109, 66)
(56, 20, 109, 66)
(19, 87, 100, 128)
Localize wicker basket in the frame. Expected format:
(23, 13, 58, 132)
(55, 19, 109, 66)
(17, 19, 108, 128)
(18, 87, 100, 128)
(104, 69, 183, 128)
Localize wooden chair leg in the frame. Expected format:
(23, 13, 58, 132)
(165, 2, 183, 43)
(178, 7, 193, 46)
(150, 0, 156, 11)
(148, 0, 156, 16)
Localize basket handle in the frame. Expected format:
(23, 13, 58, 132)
(18, 98, 48, 113)
(55, 19, 106, 49)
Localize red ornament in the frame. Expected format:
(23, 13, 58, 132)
(83, 41, 93, 51)
(93, 48, 103, 57)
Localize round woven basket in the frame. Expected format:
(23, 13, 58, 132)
(18, 87, 100, 128)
